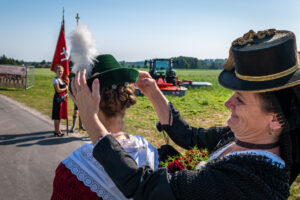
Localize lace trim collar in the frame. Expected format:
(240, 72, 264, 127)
(62, 144, 127, 200)
(63, 158, 118, 200)
(210, 143, 285, 168)
(62, 135, 158, 199)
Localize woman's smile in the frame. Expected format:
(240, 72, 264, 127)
(224, 92, 274, 134)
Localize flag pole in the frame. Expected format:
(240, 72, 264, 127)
(75, 12, 83, 132)
(62, 7, 65, 28)
(62, 7, 69, 136)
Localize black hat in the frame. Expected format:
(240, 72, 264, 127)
(218, 29, 300, 92)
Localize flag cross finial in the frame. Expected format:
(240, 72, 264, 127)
(76, 13, 80, 26)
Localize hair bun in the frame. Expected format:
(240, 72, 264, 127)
(100, 84, 136, 117)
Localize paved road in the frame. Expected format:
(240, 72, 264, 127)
(0, 94, 90, 200)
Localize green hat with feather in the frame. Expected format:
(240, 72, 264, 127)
(86, 54, 139, 89)
(69, 25, 139, 90)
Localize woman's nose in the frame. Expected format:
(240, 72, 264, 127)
(224, 100, 230, 108)
(224, 96, 234, 108)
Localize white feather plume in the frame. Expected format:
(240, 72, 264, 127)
(70, 24, 98, 77)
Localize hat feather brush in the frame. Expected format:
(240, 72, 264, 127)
(70, 24, 98, 77)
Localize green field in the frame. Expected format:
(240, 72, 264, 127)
(0, 68, 299, 198)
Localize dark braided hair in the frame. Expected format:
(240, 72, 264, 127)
(257, 85, 300, 184)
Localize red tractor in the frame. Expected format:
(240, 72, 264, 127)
(135, 58, 187, 96)
(135, 58, 212, 97)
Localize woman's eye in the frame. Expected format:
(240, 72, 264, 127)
(237, 97, 243, 103)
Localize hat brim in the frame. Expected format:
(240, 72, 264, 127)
(218, 68, 300, 93)
(87, 68, 139, 88)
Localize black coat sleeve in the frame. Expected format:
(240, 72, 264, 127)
(93, 135, 176, 200)
(161, 102, 232, 152)
(93, 135, 281, 200)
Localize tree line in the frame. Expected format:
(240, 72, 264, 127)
(0, 54, 24, 65)
(121, 56, 226, 69)
(173, 56, 226, 69)
(1, 54, 226, 70)
(0, 54, 51, 68)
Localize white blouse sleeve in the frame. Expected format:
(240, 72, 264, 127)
(52, 78, 59, 85)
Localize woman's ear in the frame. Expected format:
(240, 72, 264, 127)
(269, 114, 283, 130)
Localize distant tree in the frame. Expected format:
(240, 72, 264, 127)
(0, 54, 8, 64)
(196, 60, 202, 69)
(183, 59, 190, 69)
(0, 54, 24, 65)
(119, 61, 126, 67)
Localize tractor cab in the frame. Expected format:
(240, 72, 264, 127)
(136, 58, 187, 97)
(146, 58, 177, 85)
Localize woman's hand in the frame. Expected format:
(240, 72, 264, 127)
(136, 71, 170, 124)
(64, 76, 70, 86)
(69, 69, 108, 143)
(136, 71, 159, 97)
(70, 69, 100, 117)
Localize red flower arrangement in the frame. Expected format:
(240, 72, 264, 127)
(160, 147, 209, 173)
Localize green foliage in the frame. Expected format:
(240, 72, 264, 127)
(160, 147, 209, 171)
(289, 176, 300, 199)
(0, 54, 24, 65)
(159, 154, 181, 168)
(0, 54, 51, 68)
(122, 57, 226, 69)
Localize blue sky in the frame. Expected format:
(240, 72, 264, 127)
(0, 0, 299, 62)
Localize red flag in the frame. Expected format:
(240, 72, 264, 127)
(51, 24, 69, 79)
(51, 22, 68, 119)
(58, 92, 68, 119)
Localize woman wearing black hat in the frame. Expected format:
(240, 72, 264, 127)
(71, 29, 300, 199)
